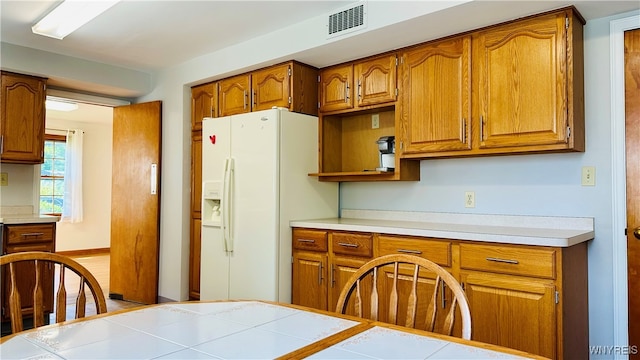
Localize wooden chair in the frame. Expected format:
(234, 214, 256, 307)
(335, 254, 472, 340)
(0, 251, 107, 334)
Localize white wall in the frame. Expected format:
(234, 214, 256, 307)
(0, 163, 38, 207)
(45, 116, 113, 252)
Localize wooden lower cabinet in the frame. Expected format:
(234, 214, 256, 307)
(292, 250, 327, 310)
(291, 227, 588, 360)
(460, 272, 556, 359)
(1, 223, 56, 323)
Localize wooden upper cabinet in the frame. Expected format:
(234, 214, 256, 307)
(219, 74, 251, 117)
(1, 71, 46, 164)
(319, 54, 398, 114)
(399, 36, 471, 155)
(355, 54, 397, 107)
(191, 82, 217, 131)
(252, 64, 291, 111)
(476, 9, 583, 151)
(319, 64, 354, 113)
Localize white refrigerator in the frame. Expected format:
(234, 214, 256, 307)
(200, 108, 338, 303)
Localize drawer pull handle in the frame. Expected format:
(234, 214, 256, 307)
(338, 242, 359, 248)
(21, 232, 44, 237)
(486, 257, 519, 264)
(297, 239, 316, 244)
(397, 249, 422, 255)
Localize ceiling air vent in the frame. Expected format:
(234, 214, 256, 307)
(327, 2, 367, 39)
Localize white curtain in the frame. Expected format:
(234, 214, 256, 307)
(62, 129, 83, 223)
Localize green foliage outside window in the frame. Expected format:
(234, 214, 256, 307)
(40, 138, 65, 214)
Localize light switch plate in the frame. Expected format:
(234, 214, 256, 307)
(0, 172, 7, 186)
(372, 114, 380, 129)
(581, 166, 595, 186)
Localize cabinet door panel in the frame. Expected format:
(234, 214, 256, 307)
(319, 65, 354, 112)
(461, 272, 556, 359)
(189, 218, 201, 300)
(477, 12, 567, 148)
(292, 251, 328, 311)
(252, 64, 290, 111)
(191, 83, 217, 131)
(191, 133, 202, 218)
(400, 36, 471, 155)
(1, 72, 46, 163)
(330, 256, 370, 315)
(219, 74, 251, 116)
(356, 55, 397, 107)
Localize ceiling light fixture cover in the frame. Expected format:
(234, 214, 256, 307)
(46, 98, 79, 111)
(32, 0, 120, 40)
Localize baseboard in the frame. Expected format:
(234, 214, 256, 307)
(56, 248, 110, 257)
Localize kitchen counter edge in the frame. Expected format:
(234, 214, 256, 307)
(0, 214, 61, 224)
(290, 214, 594, 248)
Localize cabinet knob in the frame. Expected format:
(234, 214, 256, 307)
(634, 227, 640, 240)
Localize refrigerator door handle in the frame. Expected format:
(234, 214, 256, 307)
(223, 157, 235, 252)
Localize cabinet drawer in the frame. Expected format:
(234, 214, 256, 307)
(377, 235, 451, 267)
(460, 243, 556, 279)
(6, 224, 55, 245)
(292, 228, 328, 252)
(331, 232, 372, 258)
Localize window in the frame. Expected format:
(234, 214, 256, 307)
(40, 134, 66, 215)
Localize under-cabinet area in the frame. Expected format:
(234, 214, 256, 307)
(291, 210, 594, 360)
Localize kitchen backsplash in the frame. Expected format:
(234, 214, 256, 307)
(0, 163, 38, 207)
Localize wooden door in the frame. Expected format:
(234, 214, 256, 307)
(476, 12, 568, 149)
(355, 54, 397, 107)
(219, 74, 251, 116)
(110, 101, 162, 305)
(292, 250, 328, 311)
(191, 82, 217, 132)
(189, 218, 201, 300)
(0, 72, 46, 163)
(400, 36, 471, 155)
(252, 63, 290, 111)
(461, 272, 556, 359)
(319, 65, 353, 112)
(626, 28, 640, 357)
(189, 132, 202, 300)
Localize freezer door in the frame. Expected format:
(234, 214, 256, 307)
(228, 110, 279, 301)
(200, 116, 232, 300)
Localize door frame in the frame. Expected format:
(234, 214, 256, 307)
(611, 13, 640, 355)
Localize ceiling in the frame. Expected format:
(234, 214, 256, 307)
(3, 1, 639, 75)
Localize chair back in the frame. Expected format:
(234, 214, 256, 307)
(1, 251, 107, 334)
(335, 253, 471, 340)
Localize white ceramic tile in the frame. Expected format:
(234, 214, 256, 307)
(0, 336, 60, 359)
(56, 330, 185, 359)
(307, 346, 378, 359)
(257, 311, 360, 341)
(192, 327, 310, 359)
(152, 348, 222, 359)
(167, 301, 247, 315)
(331, 326, 448, 359)
(141, 313, 250, 347)
(209, 301, 299, 327)
(22, 318, 137, 352)
(104, 304, 199, 331)
(428, 342, 529, 359)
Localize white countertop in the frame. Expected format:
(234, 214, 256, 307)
(0, 205, 60, 224)
(290, 209, 594, 247)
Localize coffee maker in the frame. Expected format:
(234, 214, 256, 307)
(376, 136, 395, 172)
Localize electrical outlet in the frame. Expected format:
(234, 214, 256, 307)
(372, 114, 380, 129)
(0, 172, 7, 186)
(581, 166, 596, 186)
(465, 191, 475, 208)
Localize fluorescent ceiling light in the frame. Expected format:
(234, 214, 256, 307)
(32, 0, 120, 40)
(46, 98, 79, 111)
